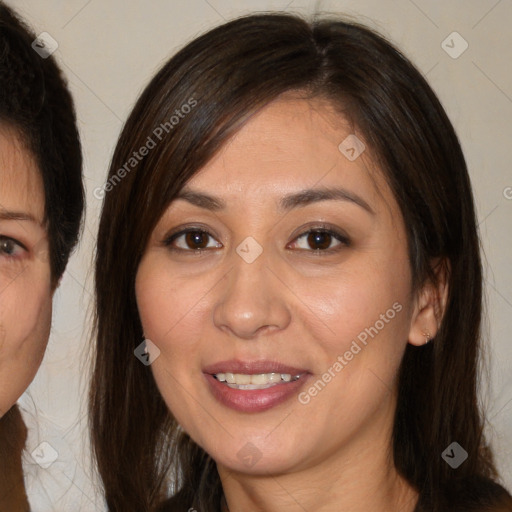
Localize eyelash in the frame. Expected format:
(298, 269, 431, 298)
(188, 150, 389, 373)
(0, 235, 27, 260)
(162, 224, 350, 255)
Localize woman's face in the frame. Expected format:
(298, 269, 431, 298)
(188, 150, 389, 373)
(136, 97, 431, 476)
(0, 126, 52, 417)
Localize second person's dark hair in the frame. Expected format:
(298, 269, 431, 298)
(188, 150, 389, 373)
(0, 1, 84, 283)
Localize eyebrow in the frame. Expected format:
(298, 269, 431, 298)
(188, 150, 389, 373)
(175, 186, 375, 215)
(0, 209, 39, 223)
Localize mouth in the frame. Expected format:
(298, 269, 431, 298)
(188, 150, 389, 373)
(213, 372, 301, 390)
(203, 360, 310, 412)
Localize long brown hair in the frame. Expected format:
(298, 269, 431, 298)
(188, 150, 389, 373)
(0, 2, 84, 508)
(90, 12, 512, 512)
(0, 406, 29, 511)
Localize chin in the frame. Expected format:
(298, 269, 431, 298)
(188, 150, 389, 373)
(216, 450, 297, 476)
(200, 432, 309, 477)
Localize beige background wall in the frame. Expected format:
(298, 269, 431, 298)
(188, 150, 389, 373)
(4, 0, 511, 510)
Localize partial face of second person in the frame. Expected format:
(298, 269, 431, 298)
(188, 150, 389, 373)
(0, 124, 52, 417)
(136, 96, 438, 479)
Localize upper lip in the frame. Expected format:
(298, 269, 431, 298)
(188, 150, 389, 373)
(203, 359, 308, 376)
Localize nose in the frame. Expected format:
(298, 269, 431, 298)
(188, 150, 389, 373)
(212, 250, 291, 340)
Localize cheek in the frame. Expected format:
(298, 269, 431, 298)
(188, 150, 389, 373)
(0, 272, 51, 349)
(0, 268, 52, 413)
(294, 261, 411, 351)
(288, 256, 413, 428)
(135, 258, 209, 429)
(135, 256, 207, 361)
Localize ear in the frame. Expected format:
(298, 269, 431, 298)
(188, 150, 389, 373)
(408, 258, 450, 346)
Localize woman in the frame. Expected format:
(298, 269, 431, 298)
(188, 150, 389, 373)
(90, 12, 512, 512)
(0, 2, 84, 510)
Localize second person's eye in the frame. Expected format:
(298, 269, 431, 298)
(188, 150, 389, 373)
(0, 235, 27, 260)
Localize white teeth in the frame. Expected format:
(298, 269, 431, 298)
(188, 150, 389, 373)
(213, 372, 300, 387)
(250, 373, 268, 385)
(236, 374, 251, 385)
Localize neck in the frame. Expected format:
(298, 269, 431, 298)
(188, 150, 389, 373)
(0, 405, 30, 512)
(217, 398, 418, 512)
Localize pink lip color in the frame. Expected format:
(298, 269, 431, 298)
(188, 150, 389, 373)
(203, 359, 310, 413)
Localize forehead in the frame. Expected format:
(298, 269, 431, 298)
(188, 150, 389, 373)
(0, 125, 45, 223)
(187, 96, 390, 208)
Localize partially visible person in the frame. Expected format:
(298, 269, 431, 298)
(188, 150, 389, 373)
(0, 2, 84, 509)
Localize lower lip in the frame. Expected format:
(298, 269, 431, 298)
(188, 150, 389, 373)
(204, 373, 309, 413)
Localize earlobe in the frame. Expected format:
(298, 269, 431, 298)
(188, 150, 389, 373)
(408, 293, 439, 346)
(408, 259, 450, 347)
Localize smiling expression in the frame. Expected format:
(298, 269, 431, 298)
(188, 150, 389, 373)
(135, 95, 424, 475)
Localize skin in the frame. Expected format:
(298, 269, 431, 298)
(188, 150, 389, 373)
(0, 125, 52, 418)
(136, 95, 446, 512)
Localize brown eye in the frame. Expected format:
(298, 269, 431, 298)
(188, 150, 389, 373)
(307, 231, 333, 250)
(291, 228, 350, 252)
(184, 231, 210, 249)
(165, 229, 222, 252)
